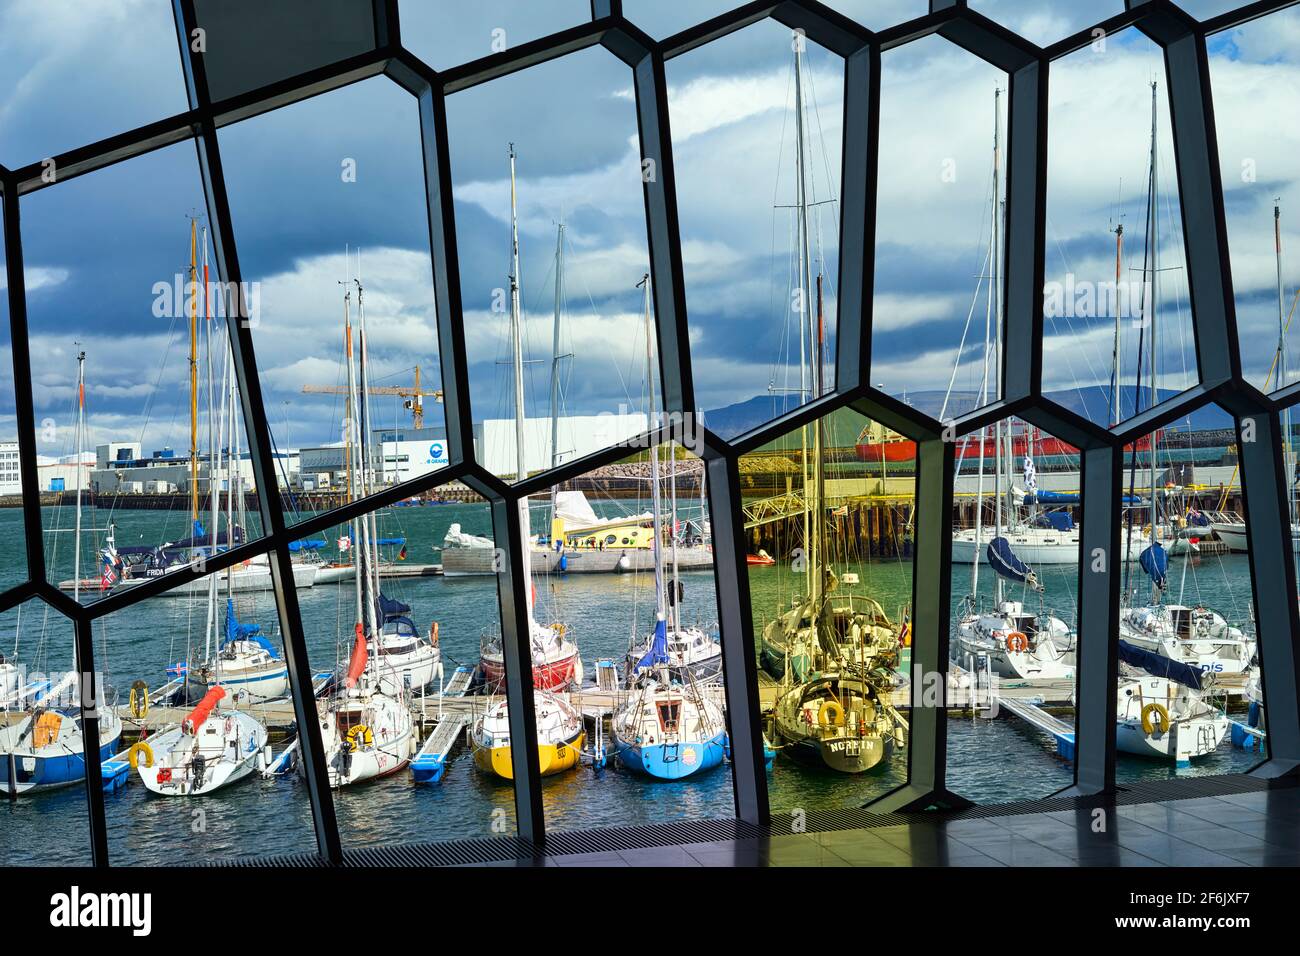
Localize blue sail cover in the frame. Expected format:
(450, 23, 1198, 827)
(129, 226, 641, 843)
(1118, 639, 1202, 689)
(1139, 542, 1168, 591)
(376, 537, 406, 547)
(223, 598, 279, 658)
(1033, 512, 1075, 532)
(377, 593, 410, 620)
(635, 618, 670, 670)
(1027, 491, 1141, 506)
(986, 537, 1042, 592)
(288, 539, 327, 552)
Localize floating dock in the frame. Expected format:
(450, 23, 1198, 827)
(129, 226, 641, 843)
(411, 714, 470, 784)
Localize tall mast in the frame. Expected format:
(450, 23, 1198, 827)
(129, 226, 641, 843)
(508, 145, 535, 625)
(640, 273, 666, 630)
(1146, 82, 1159, 547)
(189, 218, 200, 525)
(991, 87, 1004, 605)
(792, 32, 824, 609)
(204, 227, 220, 652)
(345, 283, 363, 628)
(548, 222, 568, 519)
(74, 349, 85, 603)
(1111, 220, 1125, 426)
(1277, 201, 1295, 534)
(356, 252, 381, 607)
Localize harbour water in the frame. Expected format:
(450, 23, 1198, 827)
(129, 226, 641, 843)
(0, 500, 1264, 866)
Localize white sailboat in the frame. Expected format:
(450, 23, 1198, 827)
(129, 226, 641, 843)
(136, 686, 270, 795)
(1116, 673, 1228, 765)
(317, 266, 416, 788)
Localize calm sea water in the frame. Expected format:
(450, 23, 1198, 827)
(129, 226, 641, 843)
(0, 501, 1264, 865)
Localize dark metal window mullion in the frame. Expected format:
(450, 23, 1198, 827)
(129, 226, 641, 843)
(173, 0, 342, 864)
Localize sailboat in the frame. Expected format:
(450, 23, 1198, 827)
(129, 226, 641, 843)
(135, 685, 270, 795)
(611, 274, 727, 780)
(315, 267, 417, 787)
(350, 266, 441, 695)
(950, 89, 1076, 681)
(1117, 83, 1256, 677)
(623, 274, 722, 687)
(1115, 640, 1228, 765)
(477, 145, 581, 693)
(470, 689, 584, 779)
(761, 36, 906, 773)
(2, 351, 123, 795)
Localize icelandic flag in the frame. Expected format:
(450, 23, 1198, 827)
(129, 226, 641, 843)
(99, 549, 118, 591)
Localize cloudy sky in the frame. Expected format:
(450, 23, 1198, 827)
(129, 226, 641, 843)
(0, 0, 1296, 466)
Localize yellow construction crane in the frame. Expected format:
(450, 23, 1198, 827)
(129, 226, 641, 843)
(302, 365, 444, 430)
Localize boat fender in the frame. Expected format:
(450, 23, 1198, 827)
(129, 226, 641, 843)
(128, 741, 154, 769)
(347, 724, 374, 751)
(429, 621, 440, 646)
(1005, 631, 1028, 654)
(129, 680, 149, 719)
(1141, 702, 1170, 736)
(818, 701, 845, 727)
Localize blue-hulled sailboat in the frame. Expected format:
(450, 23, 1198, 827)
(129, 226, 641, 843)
(611, 274, 727, 781)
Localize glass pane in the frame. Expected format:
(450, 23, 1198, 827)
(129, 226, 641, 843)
(446, 47, 655, 481)
(969, 1, 1124, 46)
(1116, 405, 1260, 781)
(1044, 30, 1198, 428)
(219, 77, 447, 522)
(0, 599, 93, 865)
(529, 443, 733, 833)
(307, 491, 518, 845)
(0, 1, 185, 166)
(0, 196, 25, 591)
(745, 408, 914, 818)
(1207, 8, 1300, 394)
(669, 21, 844, 435)
(872, 36, 1006, 423)
(20, 142, 265, 603)
(946, 417, 1079, 802)
(399, 0, 588, 71)
(100, 565, 316, 863)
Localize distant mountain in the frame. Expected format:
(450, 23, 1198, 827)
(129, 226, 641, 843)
(704, 386, 1232, 442)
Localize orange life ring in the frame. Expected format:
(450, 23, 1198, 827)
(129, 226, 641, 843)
(1005, 631, 1028, 653)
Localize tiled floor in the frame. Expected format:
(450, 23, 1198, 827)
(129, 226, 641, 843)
(503, 788, 1300, 867)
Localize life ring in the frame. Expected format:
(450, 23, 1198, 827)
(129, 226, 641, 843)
(128, 741, 154, 769)
(818, 701, 845, 727)
(1141, 702, 1170, 735)
(1005, 631, 1028, 654)
(346, 724, 374, 751)
(129, 680, 149, 719)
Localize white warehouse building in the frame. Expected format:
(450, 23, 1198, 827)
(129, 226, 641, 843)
(474, 412, 648, 478)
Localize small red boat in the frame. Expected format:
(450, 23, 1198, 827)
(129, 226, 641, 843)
(747, 551, 776, 566)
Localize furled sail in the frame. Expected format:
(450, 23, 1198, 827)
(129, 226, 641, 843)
(986, 536, 1043, 592)
(222, 599, 278, 658)
(1139, 542, 1168, 591)
(634, 617, 670, 671)
(1118, 638, 1202, 689)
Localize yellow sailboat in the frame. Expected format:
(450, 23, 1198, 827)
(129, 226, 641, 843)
(470, 690, 585, 780)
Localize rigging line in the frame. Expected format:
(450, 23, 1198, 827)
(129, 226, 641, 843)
(1042, 212, 1108, 424)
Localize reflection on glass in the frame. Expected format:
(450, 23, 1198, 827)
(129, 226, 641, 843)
(747, 408, 913, 808)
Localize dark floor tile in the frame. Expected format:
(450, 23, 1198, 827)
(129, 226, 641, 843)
(617, 846, 701, 867)
(553, 850, 634, 866)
